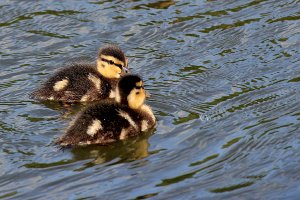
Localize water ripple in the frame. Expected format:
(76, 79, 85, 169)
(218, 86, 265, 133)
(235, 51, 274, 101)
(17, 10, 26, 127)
(1, 0, 300, 199)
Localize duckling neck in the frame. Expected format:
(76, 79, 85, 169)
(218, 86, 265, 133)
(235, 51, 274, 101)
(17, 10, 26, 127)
(140, 104, 156, 122)
(128, 103, 143, 110)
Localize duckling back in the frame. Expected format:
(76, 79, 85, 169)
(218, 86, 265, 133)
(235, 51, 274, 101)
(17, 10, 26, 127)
(31, 63, 115, 103)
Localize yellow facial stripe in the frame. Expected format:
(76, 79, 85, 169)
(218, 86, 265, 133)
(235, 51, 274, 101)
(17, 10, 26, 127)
(136, 81, 143, 87)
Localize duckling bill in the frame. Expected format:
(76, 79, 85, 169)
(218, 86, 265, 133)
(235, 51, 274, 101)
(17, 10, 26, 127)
(56, 74, 156, 146)
(31, 44, 129, 103)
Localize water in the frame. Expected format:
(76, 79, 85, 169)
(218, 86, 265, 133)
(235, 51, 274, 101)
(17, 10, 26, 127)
(1, 0, 300, 199)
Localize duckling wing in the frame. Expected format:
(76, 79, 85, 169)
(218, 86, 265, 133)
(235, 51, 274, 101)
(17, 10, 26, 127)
(31, 64, 110, 102)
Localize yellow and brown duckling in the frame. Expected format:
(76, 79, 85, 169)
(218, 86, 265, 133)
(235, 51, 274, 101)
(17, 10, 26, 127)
(56, 74, 156, 147)
(31, 44, 129, 103)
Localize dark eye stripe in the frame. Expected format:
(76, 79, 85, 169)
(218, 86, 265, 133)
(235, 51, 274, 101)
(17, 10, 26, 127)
(135, 86, 144, 89)
(101, 58, 123, 69)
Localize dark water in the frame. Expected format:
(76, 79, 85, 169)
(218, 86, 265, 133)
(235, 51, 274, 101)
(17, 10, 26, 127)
(1, 0, 300, 199)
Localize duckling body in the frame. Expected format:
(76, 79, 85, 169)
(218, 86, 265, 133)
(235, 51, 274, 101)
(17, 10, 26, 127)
(31, 45, 128, 103)
(57, 102, 155, 146)
(31, 63, 117, 102)
(56, 75, 156, 146)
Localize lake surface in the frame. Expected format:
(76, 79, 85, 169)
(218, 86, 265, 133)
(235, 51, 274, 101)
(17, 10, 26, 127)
(1, 0, 300, 199)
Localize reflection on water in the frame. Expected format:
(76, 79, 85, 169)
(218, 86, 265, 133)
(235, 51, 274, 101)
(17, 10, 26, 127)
(71, 132, 152, 169)
(23, 132, 152, 170)
(1, 0, 300, 199)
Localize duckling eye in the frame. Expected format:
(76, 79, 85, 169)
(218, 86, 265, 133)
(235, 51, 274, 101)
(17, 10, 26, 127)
(109, 60, 114, 65)
(135, 85, 144, 90)
(115, 63, 123, 69)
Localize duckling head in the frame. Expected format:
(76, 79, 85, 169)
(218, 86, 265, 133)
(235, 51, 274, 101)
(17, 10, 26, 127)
(96, 44, 129, 78)
(116, 74, 147, 109)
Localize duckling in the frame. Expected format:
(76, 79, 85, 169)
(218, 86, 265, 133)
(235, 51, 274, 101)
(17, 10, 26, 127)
(56, 74, 156, 147)
(31, 44, 129, 103)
